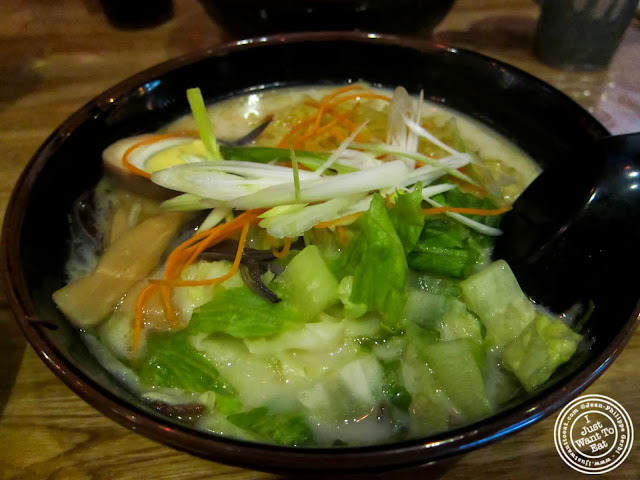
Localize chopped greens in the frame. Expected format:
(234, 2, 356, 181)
(188, 286, 300, 338)
(333, 194, 408, 329)
(503, 312, 582, 391)
(388, 183, 425, 254)
(408, 189, 505, 278)
(139, 333, 241, 413)
(227, 407, 313, 446)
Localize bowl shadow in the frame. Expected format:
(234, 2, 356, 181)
(275, 455, 460, 479)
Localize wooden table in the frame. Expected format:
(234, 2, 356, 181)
(1, 1, 638, 478)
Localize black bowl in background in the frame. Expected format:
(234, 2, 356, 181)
(2, 32, 638, 474)
(199, 0, 456, 38)
(99, 0, 175, 30)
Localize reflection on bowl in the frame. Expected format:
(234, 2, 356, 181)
(199, 0, 456, 37)
(2, 32, 638, 474)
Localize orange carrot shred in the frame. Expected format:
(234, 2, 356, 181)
(184, 210, 262, 267)
(314, 211, 364, 229)
(159, 283, 177, 327)
(140, 209, 264, 324)
(335, 225, 349, 244)
(278, 117, 316, 148)
(450, 175, 489, 197)
(271, 237, 292, 259)
(328, 126, 349, 144)
(323, 92, 391, 110)
(303, 85, 362, 137)
(421, 205, 512, 216)
(275, 161, 312, 171)
(184, 222, 235, 267)
(150, 221, 251, 287)
(133, 283, 158, 354)
(278, 85, 390, 151)
(293, 103, 359, 150)
(384, 194, 394, 208)
(321, 84, 362, 102)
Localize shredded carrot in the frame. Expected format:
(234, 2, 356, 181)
(450, 174, 488, 197)
(133, 283, 159, 354)
(335, 225, 349, 244)
(413, 159, 427, 168)
(122, 130, 199, 178)
(150, 221, 252, 287)
(305, 92, 388, 146)
(384, 194, 394, 208)
(305, 99, 321, 109)
(142, 209, 264, 327)
(337, 114, 359, 132)
(314, 211, 364, 229)
(275, 161, 312, 171)
(159, 284, 177, 327)
(292, 103, 359, 149)
(278, 116, 316, 148)
(310, 104, 327, 135)
(279, 86, 390, 151)
(321, 84, 362, 102)
(304, 86, 363, 140)
(184, 221, 240, 267)
(324, 92, 391, 109)
(133, 217, 254, 355)
(422, 205, 512, 216)
(265, 233, 276, 248)
(327, 126, 349, 144)
(337, 116, 367, 143)
(271, 237, 292, 259)
(284, 109, 338, 149)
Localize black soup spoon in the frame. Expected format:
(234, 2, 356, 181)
(492, 133, 640, 313)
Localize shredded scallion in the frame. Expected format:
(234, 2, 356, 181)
(187, 88, 222, 161)
(289, 143, 301, 203)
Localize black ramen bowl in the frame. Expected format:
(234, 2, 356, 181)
(199, 0, 456, 38)
(1, 32, 638, 474)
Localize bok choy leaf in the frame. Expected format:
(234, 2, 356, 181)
(333, 194, 407, 329)
(227, 407, 313, 446)
(139, 332, 240, 413)
(388, 183, 424, 254)
(188, 286, 300, 338)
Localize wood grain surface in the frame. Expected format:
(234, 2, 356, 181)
(1, 1, 638, 478)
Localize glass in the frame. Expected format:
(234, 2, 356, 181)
(533, 0, 638, 71)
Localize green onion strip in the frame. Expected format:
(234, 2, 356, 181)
(289, 143, 302, 203)
(186, 87, 222, 161)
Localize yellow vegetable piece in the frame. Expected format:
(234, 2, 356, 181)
(109, 206, 131, 245)
(53, 212, 187, 328)
(144, 140, 208, 173)
(108, 192, 162, 245)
